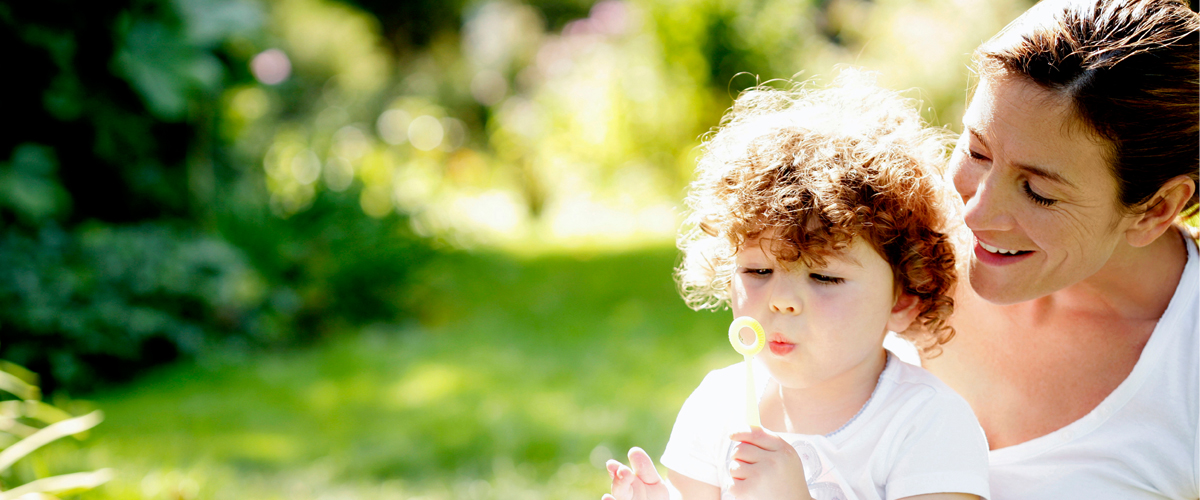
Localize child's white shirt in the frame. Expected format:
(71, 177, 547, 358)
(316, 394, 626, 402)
(661, 352, 990, 500)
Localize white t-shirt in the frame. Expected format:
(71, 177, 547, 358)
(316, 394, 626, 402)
(661, 352, 990, 500)
(988, 235, 1199, 499)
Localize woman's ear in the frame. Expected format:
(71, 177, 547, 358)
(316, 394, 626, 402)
(886, 292, 921, 333)
(1125, 175, 1196, 248)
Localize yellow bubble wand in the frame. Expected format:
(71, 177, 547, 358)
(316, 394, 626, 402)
(728, 316, 766, 428)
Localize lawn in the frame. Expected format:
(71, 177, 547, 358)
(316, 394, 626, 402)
(31, 246, 740, 499)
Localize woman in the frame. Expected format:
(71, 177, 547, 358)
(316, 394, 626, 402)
(923, 0, 1199, 497)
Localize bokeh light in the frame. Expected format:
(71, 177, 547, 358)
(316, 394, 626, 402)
(407, 115, 444, 152)
(376, 109, 411, 145)
(250, 49, 291, 85)
(290, 149, 321, 185)
(323, 156, 354, 192)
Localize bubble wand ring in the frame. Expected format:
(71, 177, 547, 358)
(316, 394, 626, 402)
(728, 316, 765, 428)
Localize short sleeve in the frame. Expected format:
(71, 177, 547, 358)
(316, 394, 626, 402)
(884, 391, 991, 500)
(660, 369, 734, 487)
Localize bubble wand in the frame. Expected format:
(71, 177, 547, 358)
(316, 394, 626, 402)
(728, 316, 766, 428)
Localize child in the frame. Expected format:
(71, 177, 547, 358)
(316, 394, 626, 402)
(603, 71, 989, 500)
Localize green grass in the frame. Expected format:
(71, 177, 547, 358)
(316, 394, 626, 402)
(28, 247, 741, 499)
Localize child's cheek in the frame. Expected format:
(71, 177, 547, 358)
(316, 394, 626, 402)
(809, 285, 860, 319)
(729, 277, 753, 309)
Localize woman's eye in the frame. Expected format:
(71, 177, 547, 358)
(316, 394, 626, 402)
(1022, 180, 1057, 207)
(809, 273, 845, 285)
(967, 149, 989, 162)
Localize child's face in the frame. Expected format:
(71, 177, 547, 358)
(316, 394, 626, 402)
(730, 233, 918, 390)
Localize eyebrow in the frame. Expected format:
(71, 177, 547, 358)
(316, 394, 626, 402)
(966, 128, 1076, 188)
(821, 249, 863, 268)
(743, 239, 864, 269)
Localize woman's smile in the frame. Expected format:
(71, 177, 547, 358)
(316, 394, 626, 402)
(973, 234, 1034, 265)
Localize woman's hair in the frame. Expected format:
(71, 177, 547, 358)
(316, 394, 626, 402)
(676, 71, 959, 354)
(975, 0, 1199, 218)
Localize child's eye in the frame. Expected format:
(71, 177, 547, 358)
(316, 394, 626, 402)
(809, 273, 844, 285)
(741, 268, 773, 277)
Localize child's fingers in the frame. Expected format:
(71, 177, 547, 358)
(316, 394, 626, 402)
(730, 439, 768, 465)
(729, 458, 755, 481)
(729, 425, 783, 452)
(627, 447, 663, 485)
(615, 462, 634, 481)
(609, 463, 636, 500)
(606, 459, 622, 480)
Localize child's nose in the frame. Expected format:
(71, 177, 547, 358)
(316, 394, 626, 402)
(768, 281, 802, 315)
(770, 300, 799, 314)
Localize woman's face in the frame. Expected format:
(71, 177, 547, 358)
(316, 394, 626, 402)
(949, 75, 1134, 305)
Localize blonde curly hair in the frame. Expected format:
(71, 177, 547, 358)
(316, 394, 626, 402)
(676, 70, 960, 354)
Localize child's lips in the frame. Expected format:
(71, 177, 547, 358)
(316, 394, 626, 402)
(768, 341, 794, 355)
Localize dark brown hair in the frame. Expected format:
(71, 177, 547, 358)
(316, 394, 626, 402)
(676, 71, 959, 354)
(975, 0, 1199, 217)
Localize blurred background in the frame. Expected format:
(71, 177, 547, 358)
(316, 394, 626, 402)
(0, 0, 1038, 498)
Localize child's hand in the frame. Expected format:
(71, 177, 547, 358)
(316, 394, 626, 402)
(727, 427, 813, 500)
(602, 447, 670, 500)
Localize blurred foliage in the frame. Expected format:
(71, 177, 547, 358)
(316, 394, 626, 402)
(228, 0, 1034, 250)
(0, 0, 432, 393)
(0, 222, 265, 388)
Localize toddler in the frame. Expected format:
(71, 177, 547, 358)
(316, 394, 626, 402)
(603, 71, 989, 500)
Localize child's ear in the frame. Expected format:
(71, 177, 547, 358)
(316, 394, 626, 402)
(886, 292, 921, 333)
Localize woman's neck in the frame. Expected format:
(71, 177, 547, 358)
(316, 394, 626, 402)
(761, 350, 886, 436)
(929, 227, 1191, 449)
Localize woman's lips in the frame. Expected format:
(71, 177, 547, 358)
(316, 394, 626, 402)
(768, 341, 794, 356)
(973, 240, 1034, 266)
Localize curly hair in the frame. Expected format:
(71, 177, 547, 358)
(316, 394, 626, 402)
(676, 70, 960, 355)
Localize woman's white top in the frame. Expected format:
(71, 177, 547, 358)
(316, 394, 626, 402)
(988, 235, 1199, 499)
(661, 352, 990, 500)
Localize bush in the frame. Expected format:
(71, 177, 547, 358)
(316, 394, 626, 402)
(0, 0, 435, 393)
(0, 222, 270, 392)
(0, 194, 432, 393)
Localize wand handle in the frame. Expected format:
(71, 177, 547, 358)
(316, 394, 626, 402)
(745, 355, 760, 427)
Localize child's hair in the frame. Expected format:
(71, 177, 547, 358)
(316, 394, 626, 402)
(676, 70, 959, 354)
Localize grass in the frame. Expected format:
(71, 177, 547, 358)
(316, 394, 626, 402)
(26, 246, 742, 499)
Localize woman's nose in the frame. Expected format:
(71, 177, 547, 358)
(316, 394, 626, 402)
(959, 166, 1014, 232)
(951, 154, 981, 203)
